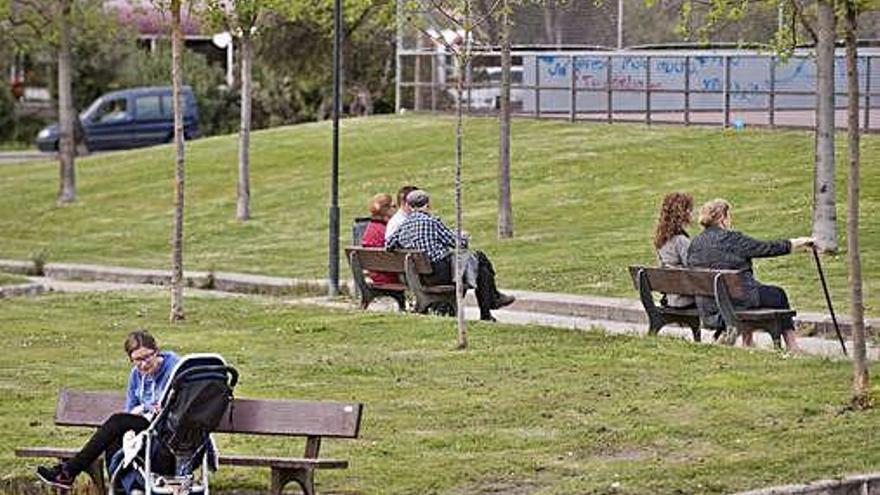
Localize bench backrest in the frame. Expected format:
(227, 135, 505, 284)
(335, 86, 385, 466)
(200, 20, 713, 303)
(351, 217, 371, 246)
(628, 266, 746, 299)
(55, 389, 363, 439)
(345, 247, 433, 275)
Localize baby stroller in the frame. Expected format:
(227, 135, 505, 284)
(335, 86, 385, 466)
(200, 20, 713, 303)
(109, 354, 238, 495)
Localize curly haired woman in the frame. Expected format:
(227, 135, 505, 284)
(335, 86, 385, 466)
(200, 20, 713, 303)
(653, 192, 695, 308)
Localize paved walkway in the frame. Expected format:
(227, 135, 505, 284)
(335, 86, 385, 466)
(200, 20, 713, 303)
(15, 268, 874, 361)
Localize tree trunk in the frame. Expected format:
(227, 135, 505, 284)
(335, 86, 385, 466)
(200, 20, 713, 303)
(169, 0, 186, 322)
(454, 54, 467, 350)
(414, 35, 423, 111)
(812, 0, 838, 253)
(543, 0, 562, 46)
(497, 0, 513, 239)
(237, 32, 252, 221)
(843, 0, 869, 408)
(56, 0, 76, 205)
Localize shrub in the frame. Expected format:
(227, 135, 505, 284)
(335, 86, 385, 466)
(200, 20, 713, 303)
(115, 44, 239, 137)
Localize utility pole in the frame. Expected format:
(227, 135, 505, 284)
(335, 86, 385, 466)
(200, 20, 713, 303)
(328, 0, 342, 296)
(617, 0, 623, 49)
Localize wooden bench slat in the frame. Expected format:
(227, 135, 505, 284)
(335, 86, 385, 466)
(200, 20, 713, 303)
(345, 247, 434, 274)
(737, 309, 796, 320)
(422, 285, 454, 294)
(23, 390, 364, 495)
(54, 390, 364, 438)
(628, 265, 793, 348)
(56, 389, 124, 426)
(220, 398, 363, 438)
(370, 283, 406, 291)
(628, 266, 745, 298)
(219, 454, 348, 469)
(659, 307, 700, 316)
(346, 248, 408, 273)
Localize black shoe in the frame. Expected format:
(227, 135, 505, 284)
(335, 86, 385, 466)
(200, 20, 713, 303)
(493, 293, 516, 309)
(36, 464, 74, 491)
(480, 314, 497, 322)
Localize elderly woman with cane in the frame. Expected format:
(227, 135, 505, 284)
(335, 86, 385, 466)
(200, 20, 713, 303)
(687, 199, 813, 351)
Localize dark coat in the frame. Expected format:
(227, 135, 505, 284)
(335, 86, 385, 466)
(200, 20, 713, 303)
(687, 226, 791, 328)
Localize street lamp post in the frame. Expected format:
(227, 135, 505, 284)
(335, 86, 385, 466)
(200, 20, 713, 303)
(617, 0, 623, 50)
(329, 0, 342, 296)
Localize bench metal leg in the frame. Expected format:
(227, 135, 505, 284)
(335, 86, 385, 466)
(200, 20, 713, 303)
(271, 467, 315, 495)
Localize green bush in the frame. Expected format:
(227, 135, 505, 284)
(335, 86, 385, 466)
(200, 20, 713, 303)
(116, 45, 239, 137)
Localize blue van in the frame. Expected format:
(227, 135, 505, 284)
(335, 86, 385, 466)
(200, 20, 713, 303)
(36, 86, 200, 152)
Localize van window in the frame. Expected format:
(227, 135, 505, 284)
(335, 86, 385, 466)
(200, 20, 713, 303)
(135, 95, 163, 120)
(94, 97, 130, 123)
(161, 95, 175, 117)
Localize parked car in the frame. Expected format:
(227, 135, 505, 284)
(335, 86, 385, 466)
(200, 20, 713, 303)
(36, 86, 200, 152)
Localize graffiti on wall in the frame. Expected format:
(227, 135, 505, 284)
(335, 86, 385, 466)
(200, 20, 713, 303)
(523, 53, 877, 112)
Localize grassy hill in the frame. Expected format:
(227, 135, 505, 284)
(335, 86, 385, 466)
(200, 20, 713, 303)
(1, 291, 878, 494)
(0, 115, 876, 314)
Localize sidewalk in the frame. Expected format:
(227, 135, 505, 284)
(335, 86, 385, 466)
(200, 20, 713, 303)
(1, 259, 876, 360)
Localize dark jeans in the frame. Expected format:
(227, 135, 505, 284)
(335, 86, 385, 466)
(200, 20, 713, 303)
(66, 413, 175, 477)
(425, 251, 502, 319)
(756, 284, 794, 330)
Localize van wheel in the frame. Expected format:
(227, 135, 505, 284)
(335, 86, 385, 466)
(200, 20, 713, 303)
(165, 133, 174, 144)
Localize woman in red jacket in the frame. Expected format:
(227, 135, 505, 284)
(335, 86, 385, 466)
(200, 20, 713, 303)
(361, 193, 400, 285)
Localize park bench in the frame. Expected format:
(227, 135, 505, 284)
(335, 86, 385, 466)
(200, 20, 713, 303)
(15, 389, 364, 495)
(345, 246, 456, 315)
(629, 266, 796, 348)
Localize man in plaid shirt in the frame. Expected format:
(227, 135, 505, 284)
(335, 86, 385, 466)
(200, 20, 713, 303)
(386, 190, 515, 321)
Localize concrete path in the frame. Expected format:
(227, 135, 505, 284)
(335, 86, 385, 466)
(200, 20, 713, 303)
(301, 294, 872, 360)
(2, 259, 875, 361)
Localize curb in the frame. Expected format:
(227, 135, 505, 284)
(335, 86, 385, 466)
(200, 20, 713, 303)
(43, 262, 213, 288)
(212, 271, 351, 297)
(732, 472, 880, 494)
(0, 283, 47, 298)
(0, 259, 41, 276)
(0, 258, 874, 335)
(0, 260, 350, 298)
(500, 289, 876, 338)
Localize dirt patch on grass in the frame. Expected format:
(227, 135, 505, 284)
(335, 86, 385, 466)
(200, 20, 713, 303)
(450, 477, 543, 495)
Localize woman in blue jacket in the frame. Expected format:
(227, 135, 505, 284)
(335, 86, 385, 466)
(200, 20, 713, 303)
(36, 330, 180, 490)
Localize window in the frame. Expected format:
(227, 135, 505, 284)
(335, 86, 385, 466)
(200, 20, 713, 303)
(135, 95, 162, 120)
(95, 97, 130, 123)
(161, 95, 174, 118)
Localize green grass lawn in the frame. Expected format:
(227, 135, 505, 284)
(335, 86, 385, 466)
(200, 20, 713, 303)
(0, 291, 878, 494)
(0, 273, 28, 285)
(0, 116, 876, 315)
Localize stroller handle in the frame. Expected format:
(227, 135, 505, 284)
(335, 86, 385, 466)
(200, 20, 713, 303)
(170, 364, 239, 392)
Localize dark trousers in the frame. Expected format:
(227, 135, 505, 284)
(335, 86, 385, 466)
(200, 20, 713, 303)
(756, 284, 794, 330)
(425, 251, 501, 319)
(67, 413, 175, 477)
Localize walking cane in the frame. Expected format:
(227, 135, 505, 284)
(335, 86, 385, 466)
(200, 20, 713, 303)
(811, 244, 848, 356)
